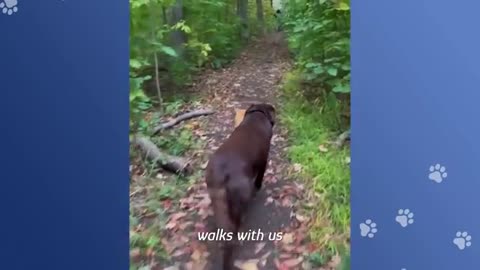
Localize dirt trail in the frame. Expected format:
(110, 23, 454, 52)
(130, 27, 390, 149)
(158, 35, 321, 270)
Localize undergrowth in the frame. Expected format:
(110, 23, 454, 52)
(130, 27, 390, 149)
(129, 99, 205, 269)
(280, 70, 350, 263)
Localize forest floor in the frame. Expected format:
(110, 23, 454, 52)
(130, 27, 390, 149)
(130, 33, 348, 270)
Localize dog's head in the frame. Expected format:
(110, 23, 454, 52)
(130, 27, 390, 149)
(245, 103, 276, 127)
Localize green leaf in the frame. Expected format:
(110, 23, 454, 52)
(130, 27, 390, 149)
(327, 67, 338, 76)
(305, 62, 319, 68)
(313, 66, 324, 74)
(336, 2, 350, 11)
(139, 119, 148, 129)
(332, 84, 351, 93)
(326, 91, 338, 108)
(161, 46, 178, 57)
(341, 64, 350, 71)
(146, 235, 160, 247)
(339, 254, 351, 270)
(129, 59, 142, 69)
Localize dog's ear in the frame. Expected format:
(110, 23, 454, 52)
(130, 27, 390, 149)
(246, 103, 256, 113)
(264, 104, 276, 126)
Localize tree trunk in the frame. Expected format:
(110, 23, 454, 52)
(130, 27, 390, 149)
(237, 0, 241, 16)
(161, 5, 168, 24)
(168, 0, 187, 57)
(256, 0, 264, 34)
(237, 0, 249, 41)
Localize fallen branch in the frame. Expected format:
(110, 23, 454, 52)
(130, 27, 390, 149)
(131, 135, 191, 175)
(153, 109, 215, 134)
(332, 129, 351, 149)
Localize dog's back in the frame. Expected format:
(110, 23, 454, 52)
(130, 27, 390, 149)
(205, 112, 271, 241)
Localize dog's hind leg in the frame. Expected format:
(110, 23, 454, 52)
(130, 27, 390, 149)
(208, 186, 237, 270)
(254, 161, 267, 191)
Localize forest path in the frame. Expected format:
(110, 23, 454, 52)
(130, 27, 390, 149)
(152, 34, 330, 270)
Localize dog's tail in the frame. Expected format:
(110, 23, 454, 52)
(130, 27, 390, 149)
(207, 178, 237, 270)
(224, 174, 254, 269)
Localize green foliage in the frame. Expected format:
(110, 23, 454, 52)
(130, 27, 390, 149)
(152, 128, 194, 156)
(183, 0, 242, 67)
(130, 60, 153, 132)
(338, 253, 351, 270)
(283, 0, 350, 94)
(129, 0, 270, 132)
(281, 71, 350, 253)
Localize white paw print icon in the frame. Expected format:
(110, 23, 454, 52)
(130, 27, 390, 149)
(453, 231, 472, 250)
(359, 219, 378, 238)
(395, 209, 414, 227)
(428, 163, 447, 183)
(0, 0, 18, 15)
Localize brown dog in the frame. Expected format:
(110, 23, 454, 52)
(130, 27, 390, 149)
(205, 103, 276, 269)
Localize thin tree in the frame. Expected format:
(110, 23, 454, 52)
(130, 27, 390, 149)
(256, 0, 265, 34)
(237, 0, 249, 41)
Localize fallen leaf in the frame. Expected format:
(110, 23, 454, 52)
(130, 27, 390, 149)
(307, 243, 318, 253)
(283, 257, 303, 268)
(190, 259, 208, 270)
(198, 208, 210, 219)
(255, 242, 266, 254)
(179, 221, 193, 230)
(303, 202, 316, 208)
(282, 233, 294, 245)
(295, 214, 308, 223)
(265, 196, 274, 205)
(295, 245, 307, 254)
(279, 253, 292, 259)
(345, 156, 351, 164)
(161, 199, 172, 210)
(145, 247, 155, 258)
(130, 248, 141, 261)
(196, 194, 211, 208)
(282, 243, 296, 252)
(328, 254, 341, 268)
(165, 221, 178, 230)
(194, 222, 206, 232)
(293, 163, 302, 173)
(274, 259, 289, 270)
(295, 182, 305, 191)
(169, 212, 187, 222)
(171, 248, 188, 257)
(183, 262, 193, 270)
(281, 197, 293, 207)
(259, 251, 272, 267)
(265, 175, 278, 184)
(163, 263, 180, 270)
(191, 249, 202, 261)
(318, 144, 329, 152)
(235, 259, 259, 270)
(302, 260, 313, 270)
(234, 109, 246, 127)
